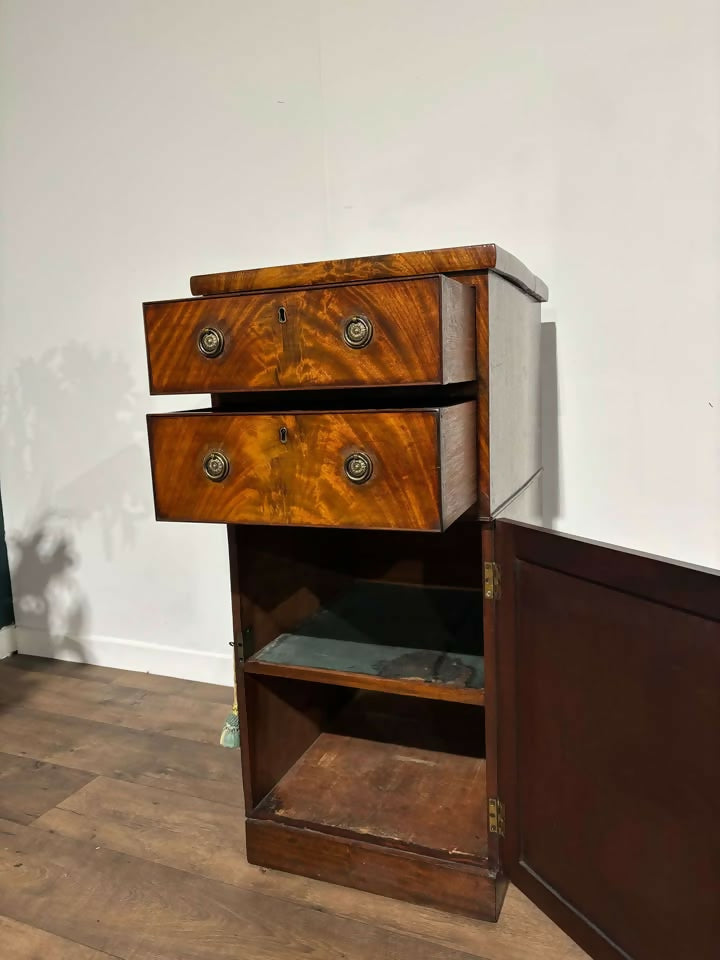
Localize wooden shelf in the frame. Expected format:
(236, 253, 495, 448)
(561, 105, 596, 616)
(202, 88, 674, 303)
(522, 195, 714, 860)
(252, 731, 488, 863)
(244, 582, 484, 704)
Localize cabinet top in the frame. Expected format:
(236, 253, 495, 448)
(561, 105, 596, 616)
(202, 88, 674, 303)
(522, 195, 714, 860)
(189, 243, 548, 302)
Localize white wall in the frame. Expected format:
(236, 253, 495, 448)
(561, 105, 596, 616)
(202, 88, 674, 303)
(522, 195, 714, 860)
(0, 0, 718, 680)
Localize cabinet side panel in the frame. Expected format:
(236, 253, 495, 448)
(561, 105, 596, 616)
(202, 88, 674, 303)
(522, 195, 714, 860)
(241, 672, 349, 809)
(439, 401, 478, 528)
(488, 275, 541, 515)
(439, 276, 477, 384)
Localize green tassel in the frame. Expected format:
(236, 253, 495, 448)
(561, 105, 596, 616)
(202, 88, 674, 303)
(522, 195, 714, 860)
(220, 699, 240, 749)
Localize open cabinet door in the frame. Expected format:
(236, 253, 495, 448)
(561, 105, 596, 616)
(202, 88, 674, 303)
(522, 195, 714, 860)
(495, 521, 720, 960)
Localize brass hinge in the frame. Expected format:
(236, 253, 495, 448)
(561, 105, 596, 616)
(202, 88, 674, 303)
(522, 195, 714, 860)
(488, 797, 505, 837)
(483, 562, 501, 600)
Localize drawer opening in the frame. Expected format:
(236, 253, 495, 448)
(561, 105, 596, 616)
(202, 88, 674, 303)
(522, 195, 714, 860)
(209, 382, 477, 411)
(237, 523, 486, 705)
(245, 675, 489, 866)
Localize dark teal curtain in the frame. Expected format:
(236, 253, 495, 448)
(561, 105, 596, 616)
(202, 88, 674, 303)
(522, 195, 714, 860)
(0, 490, 14, 628)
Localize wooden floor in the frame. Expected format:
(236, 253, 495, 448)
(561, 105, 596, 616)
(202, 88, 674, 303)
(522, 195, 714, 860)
(0, 653, 589, 960)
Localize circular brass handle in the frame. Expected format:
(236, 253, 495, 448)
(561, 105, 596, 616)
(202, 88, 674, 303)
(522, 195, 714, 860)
(197, 327, 224, 358)
(203, 450, 230, 482)
(343, 315, 373, 349)
(344, 452, 373, 484)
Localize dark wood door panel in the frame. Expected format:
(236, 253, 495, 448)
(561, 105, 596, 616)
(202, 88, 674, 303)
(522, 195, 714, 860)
(145, 276, 475, 393)
(148, 405, 476, 532)
(497, 522, 720, 960)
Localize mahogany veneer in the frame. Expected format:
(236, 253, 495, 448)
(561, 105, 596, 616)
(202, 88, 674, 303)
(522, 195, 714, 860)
(146, 275, 476, 393)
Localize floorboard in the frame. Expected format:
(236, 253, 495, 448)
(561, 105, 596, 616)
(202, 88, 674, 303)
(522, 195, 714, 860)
(0, 704, 244, 806)
(0, 915, 119, 960)
(0, 824, 481, 960)
(0, 665, 228, 743)
(31, 775, 585, 960)
(0, 653, 588, 960)
(4, 654, 232, 702)
(0, 753, 93, 825)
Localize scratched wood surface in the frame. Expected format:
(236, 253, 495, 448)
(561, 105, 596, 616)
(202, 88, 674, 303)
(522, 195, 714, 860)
(189, 243, 549, 302)
(0, 654, 588, 960)
(148, 405, 477, 531)
(145, 275, 476, 394)
(253, 732, 488, 860)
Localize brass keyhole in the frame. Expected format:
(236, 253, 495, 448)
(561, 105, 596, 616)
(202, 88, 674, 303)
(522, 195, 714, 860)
(277, 306, 288, 324)
(279, 427, 288, 443)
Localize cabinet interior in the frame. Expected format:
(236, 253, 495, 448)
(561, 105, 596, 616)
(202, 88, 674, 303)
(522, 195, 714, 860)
(236, 521, 489, 866)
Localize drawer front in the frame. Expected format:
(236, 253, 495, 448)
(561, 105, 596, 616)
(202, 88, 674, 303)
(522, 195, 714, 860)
(148, 405, 476, 532)
(144, 276, 475, 394)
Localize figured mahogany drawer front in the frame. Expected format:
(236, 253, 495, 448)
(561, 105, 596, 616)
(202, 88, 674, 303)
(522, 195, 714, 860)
(148, 404, 476, 532)
(144, 276, 475, 394)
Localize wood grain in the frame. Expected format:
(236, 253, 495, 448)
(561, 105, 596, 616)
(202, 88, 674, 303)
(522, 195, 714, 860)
(148, 405, 477, 531)
(240, 672, 350, 809)
(0, 703, 244, 807)
(0, 753, 93, 825)
(146, 275, 476, 394)
(189, 243, 548, 302)
(29, 776, 586, 960)
(247, 818, 500, 921)
(0, 824, 478, 960)
(242, 678, 490, 911)
(0, 916, 115, 960)
(2, 653, 232, 702)
(0, 667, 228, 745)
(0, 655, 588, 960)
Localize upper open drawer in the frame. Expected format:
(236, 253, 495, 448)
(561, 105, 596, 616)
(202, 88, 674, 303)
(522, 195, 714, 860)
(144, 275, 475, 394)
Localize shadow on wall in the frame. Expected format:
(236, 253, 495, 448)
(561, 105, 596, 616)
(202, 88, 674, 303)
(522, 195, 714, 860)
(10, 513, 89, 658)
(0, 341, 151, 680)
(540, 321, 560, 527)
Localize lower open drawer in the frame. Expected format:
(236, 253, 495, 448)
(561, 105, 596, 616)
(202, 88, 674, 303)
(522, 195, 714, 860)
(147, 403, 476, 531)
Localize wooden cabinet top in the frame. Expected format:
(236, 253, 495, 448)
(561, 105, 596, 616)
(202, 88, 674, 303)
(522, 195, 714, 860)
(190, 243, 549, 302)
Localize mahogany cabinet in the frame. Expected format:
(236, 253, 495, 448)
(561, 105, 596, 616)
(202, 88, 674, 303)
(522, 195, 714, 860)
(144, 244, 720, 960)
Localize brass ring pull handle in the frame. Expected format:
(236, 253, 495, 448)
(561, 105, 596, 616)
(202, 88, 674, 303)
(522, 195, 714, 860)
(203, 450, 230, 482)
(343, 315, 373, 349)
(344, 452, 373, 484)
(197, 327, 224, 358)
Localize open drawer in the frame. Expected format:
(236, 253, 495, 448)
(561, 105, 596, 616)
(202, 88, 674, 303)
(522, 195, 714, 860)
(147, 402, 476, 532)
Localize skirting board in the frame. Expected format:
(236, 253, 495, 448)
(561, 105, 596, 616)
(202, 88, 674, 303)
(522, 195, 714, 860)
(0, 625, 18, 660)
(13, 626, 234, 687)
